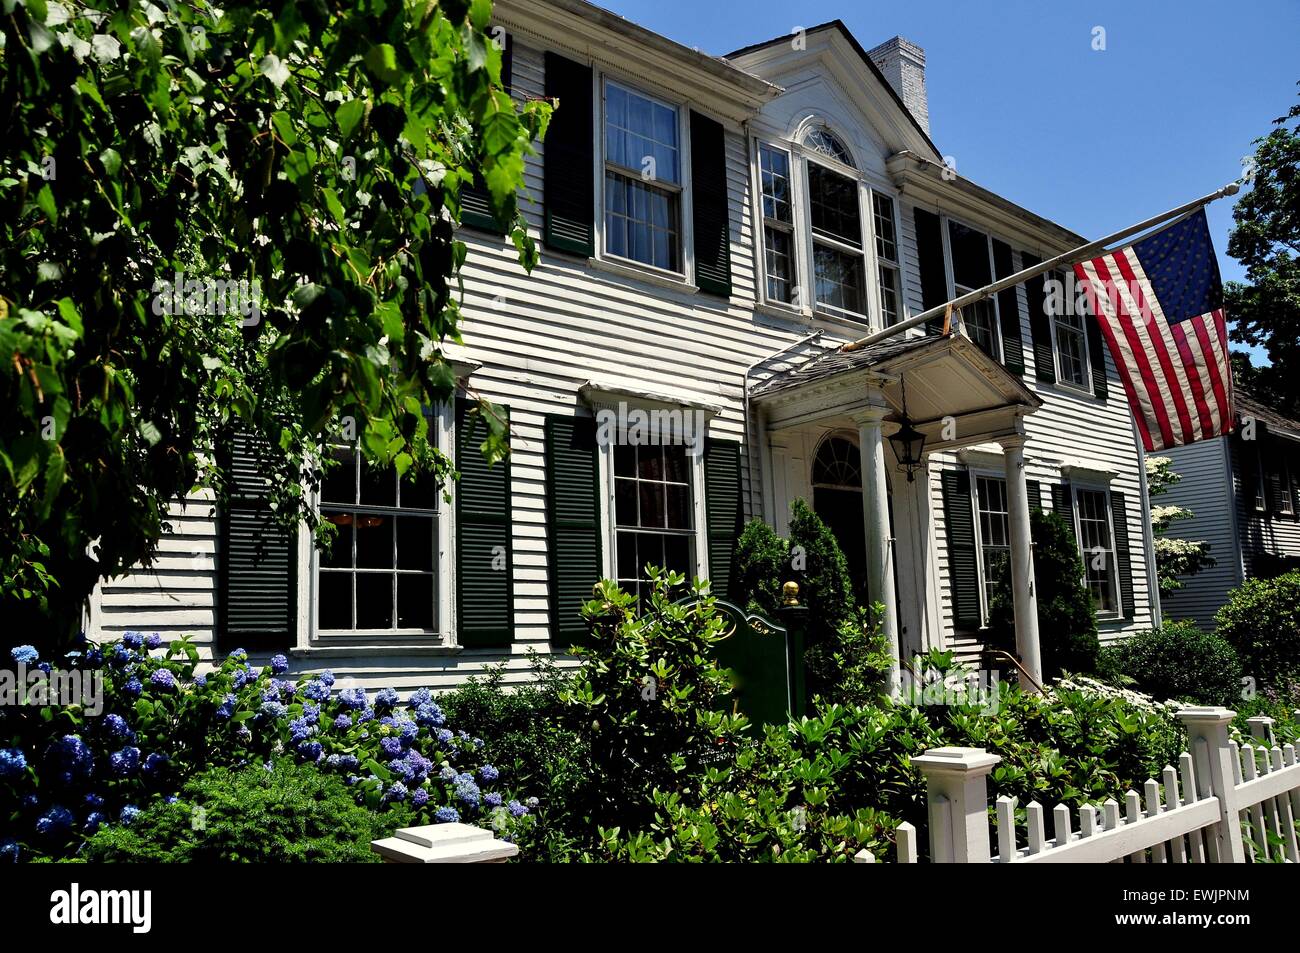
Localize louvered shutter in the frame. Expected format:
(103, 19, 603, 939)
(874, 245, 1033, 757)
(456, 399, 513, 647)
(545, 414, 602, 647)
(704, 438, 742, 598)
(941, 469, 980, 631)
(543, 52, 594, 256)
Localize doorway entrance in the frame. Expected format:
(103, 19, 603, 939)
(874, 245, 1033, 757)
(811, 435, 868, 602)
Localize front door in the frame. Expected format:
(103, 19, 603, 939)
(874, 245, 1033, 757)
(811, 436, 868, 602)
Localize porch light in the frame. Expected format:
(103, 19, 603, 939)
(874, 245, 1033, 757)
(889, 418, 927, 482)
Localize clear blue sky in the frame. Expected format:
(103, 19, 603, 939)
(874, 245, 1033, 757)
(598, 0, 1299, 362)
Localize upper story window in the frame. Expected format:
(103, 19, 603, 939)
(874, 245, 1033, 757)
(759, 143, 797, 304)
(603, 80, 682, 272)
(873, 194, 901, 326)
(318, 447, 441, 633)
(808, 160, 866, 318)
(1051, 270, 1090, 389)
(804, 128, 855, 167)
(947, 219, 1001, 361)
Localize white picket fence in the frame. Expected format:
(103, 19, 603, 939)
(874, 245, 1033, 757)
(856, 707, 1300, 864)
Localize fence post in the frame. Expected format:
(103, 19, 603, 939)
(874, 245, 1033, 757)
(1246, 716, 1275, 747)
(911, 746, 1001, 863)
(1177, 706, 1245, 864)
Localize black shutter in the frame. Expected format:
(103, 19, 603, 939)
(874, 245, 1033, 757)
(941, 469, 980, 631)
(545, 414, 602, 647)
(218, 431, 296, 654)
(1050, 482, 1072, 523)
(991, 238, 1026, 376)
(456, 399, 513, 647)
(1110, 490, 1135, 619)
(1027, 481, 1042, 513)
(704, 438, 742, 598)
(1086, 307, 1110, 400)
(543, 52, 594, 257)
(690, 111, 732, 298)
(914, 207, 949, 334)
(459, 35, 514, 233)
(1022, 252, 1056, 384)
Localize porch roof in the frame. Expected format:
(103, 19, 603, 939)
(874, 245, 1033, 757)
(750, 333, 1043, 450)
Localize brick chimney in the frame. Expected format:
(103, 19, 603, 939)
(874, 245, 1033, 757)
(867, 36, 930, 137)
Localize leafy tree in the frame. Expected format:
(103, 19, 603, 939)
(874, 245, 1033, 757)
(0, 0, 550, 646)
(1224, 84, 1300, 415)
(1146, 455, 1215, 594)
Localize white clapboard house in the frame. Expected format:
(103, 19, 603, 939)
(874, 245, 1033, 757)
(1159, 388, 1300, 629)
(86, 1, 1160, 691)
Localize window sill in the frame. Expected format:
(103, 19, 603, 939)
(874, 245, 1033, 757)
(586, 255, 698, 294)
(293, 641, 459, 659)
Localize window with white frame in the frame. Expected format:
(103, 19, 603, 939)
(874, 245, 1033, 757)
(1268, 448, 1295, 515)
(873, 193, 901, 326)
(947, 219, 1001, 361)
(973, 475, 1011, 624)
(1073, 487, 1119, 616)
(1051, 269, 1090, 389)
(758, 143, 797, 304)
(613, 443, 695, 603)
(603, 80, 682, 272)
(317, 447, 441, 633)
(808, 156, 866, 317)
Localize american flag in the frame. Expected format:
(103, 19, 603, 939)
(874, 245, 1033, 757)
(1073, 209, 1235, 452)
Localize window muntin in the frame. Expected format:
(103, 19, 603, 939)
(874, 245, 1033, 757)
(812, 436, 862, 488)
(813, 244, 865, 316)
(873, 193, 901, 326)
(759, 144, 797, 304)
(1074, 488, 1118, 615)
(613, 443, 695, 603)
(1052, 270, 1090, 388)
(948, 220, 1002, 361)
(803, 128, 855, 167)
(603, 81, 681, 272)
(974, 475, 1011, 623)
(808, 164, 862, 246)
(318, 447, 440, 633)
(808, 161, 866, 317)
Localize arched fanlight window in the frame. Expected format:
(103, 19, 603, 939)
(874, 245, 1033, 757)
(812, 435, 862, 488)
(803, 127, 855, 169)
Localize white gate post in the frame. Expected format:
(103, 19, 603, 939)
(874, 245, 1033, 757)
(1177, 706, 1245, 864)
(1246, 716, 1275, 747)
(911, 747, 1001, 863)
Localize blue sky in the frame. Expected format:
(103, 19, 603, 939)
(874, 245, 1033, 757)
(597, 0, 1299, 362)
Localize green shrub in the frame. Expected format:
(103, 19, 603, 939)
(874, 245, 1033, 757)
(1098, 621, 1243, 706)
(81, 761, 409, 862)
(787, 499, 856, 641)
(805, 605, 892, 709)
(1215, 571, 1300, 690)
(989, 508, 1099, 679)
(733, 518, 787, 618)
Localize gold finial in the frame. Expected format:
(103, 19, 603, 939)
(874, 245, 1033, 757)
(782, 581, 800, 606)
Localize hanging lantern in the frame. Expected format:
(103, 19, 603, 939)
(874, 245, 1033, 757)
(889, 377, 927, 482)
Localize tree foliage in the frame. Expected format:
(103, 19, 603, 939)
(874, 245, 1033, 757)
(0, 0, 549, 643)
(1225, 83, 1300, 415)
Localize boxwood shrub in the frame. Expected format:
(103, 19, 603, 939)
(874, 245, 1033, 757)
(1099, 621, 1244, 707)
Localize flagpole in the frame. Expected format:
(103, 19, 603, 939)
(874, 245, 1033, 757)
(841, 181, 1241, 352)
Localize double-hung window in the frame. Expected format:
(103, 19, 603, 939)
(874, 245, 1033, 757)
(973, 475, 1011, 624)
(1052, 270, 1090, 389)
(317, 447, 441, 633)
(873, 193, 901, 326)
(947, 220, 1001, 361)
(1073, 487, 1119, 616)
(808, 160, 866, 317)
(613, 443, 696, 603)
(603, 80, 682, 272)
(758, 143, 797, 304)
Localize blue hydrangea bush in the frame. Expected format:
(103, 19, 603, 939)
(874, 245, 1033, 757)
(1, 638, 534, 862)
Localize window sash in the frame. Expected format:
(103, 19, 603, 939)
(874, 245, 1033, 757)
(807, 162, 863, 248)
(603, 171, 681, 272)
(814, 241, 866, 316)
(611, 444, 696, 599)
(604, 80, 680, 185)
(1074, 488, 1118, 615)
(973, 475, 1011, 623)
(872, 193, 898, 264)
(878, 263, 900, 327)
(955, 285, 1001, 361)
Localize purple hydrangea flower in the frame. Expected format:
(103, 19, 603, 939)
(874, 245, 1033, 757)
(357, 706, 376, 724)
(109, 746, 141, 777)
(0, 748, 27, 779)
(194, 672, 207, 688)
(297, 741, 323, 762)
(145, 633, 163, 650)
(375, 687, 399, 709)
(45, 735, 93, 785)
(478, 764, 500, 783)
(439, 765, 457, 782)
(0, 840, 18, 862)
(484, 792, 504, 809)
(288, 718, 316, 743)
(453, 774, 481, 809)
(525, 797, 540, 810)
(302, 703, 320, 725)
(227, 647, 248, 661)
(408, 688, 433, 706)
(339, 688, 367, 710)
(415, 702, 445, 728)
(142, 752, 169, 776)
(384, 781, 409, 803)
(122, 677, 143, 699)
(119, 805, 142, 826)
(319, 670, 336, 688)
(333, 714, 352, 730)
(436, 728, 454, 745)
(105, 714, 135, 742)
(10, 645, 38, 664)
(270, 654, 289, 675)
(121, 632, 144, 650)
(380, 737, 403, 758)
(215, 693, 237, 720)
(84, 793, 104, 808)
(84, 812, 106, 834)
(86, 647, 104, 667)
(412, 787, 430, 808)
(433, 806, 460, 823)
(260, 701, 288, 720)
(507, 800, 529, 818)
(149, 669, 177, 692)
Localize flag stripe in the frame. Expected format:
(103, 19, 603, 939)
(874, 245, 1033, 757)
(1169, 319, 1216, 439)
(1075, 261, 1156, 451)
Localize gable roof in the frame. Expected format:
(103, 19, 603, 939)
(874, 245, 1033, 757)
(1236, 386, 1300, 441)
(725, 20, 942, 160)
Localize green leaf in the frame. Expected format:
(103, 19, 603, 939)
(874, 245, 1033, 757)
(335, 99, 365, 141)
(98, 147, 121, 177)
(35, 184, 57, 223)
(321, 187, 345, 227)
(363, 44, 401, 85)
(259, 54, 290, 89)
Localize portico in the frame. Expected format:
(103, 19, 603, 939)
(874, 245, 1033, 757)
(750, 333, 1045, 694)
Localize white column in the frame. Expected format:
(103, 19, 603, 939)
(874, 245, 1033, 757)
(853, 407, 900, 698)
(911, 747, 1002, 863)
(1001, 435, 1042, 691)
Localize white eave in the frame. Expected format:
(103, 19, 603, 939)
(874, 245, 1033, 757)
(579, 377, 725, 417)
(495, 0, 782, 123)
(887, 150, 1087, 257)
